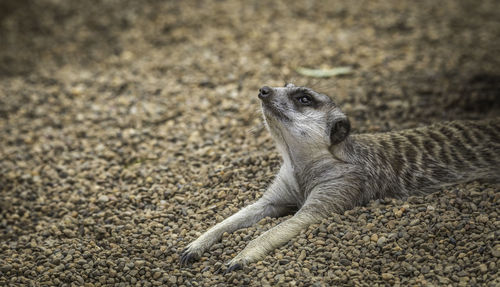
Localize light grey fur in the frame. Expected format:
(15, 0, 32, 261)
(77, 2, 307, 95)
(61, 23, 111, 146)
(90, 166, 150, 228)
(181, 84, 500, 272)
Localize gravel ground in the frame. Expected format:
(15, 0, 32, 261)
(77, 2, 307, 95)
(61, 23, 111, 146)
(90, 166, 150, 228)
(1, 0, 500, 286)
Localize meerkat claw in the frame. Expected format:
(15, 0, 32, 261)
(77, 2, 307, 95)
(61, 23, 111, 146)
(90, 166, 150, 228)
(223, 263, 242, 275)
(214, 264, 224, 274)
(180, 248, 198, 266)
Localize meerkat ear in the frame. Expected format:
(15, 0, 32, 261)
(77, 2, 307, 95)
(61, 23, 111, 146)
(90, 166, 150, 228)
(329, 116, 350, 145)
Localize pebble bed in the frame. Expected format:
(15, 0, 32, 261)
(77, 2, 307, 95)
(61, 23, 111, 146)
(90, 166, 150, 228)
(1, 0, 499, 286)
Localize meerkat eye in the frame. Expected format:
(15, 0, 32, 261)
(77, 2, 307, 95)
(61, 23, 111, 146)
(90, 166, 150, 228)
(297, 95, 313, 105)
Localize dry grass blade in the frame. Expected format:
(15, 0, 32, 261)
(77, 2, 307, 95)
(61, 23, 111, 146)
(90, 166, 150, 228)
(296, 67, 353, 78)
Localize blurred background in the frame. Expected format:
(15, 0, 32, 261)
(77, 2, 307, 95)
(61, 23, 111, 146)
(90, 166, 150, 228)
(1, 0, 499, 286)
(1, 0, 499, 126)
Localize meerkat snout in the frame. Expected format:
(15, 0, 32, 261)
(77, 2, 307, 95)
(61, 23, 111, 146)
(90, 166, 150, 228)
(258, 86, 273, 100)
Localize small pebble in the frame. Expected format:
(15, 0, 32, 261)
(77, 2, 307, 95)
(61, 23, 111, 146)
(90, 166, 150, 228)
(382, 273, 394, 280)
(377, 236, 387, 247)
(478, 264, 488, 273)
(98, 195, 109, 203)
(298, 250, 307, 261)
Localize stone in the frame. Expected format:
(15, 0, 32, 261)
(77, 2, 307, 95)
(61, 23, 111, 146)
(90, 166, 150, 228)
(382, 273, 393, 280)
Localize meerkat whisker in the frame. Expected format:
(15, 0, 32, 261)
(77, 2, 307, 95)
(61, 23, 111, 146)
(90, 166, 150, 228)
(246, 124, 265, 135)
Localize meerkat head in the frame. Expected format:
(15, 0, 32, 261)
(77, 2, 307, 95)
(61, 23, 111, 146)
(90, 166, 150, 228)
(258, 83, 350, 150)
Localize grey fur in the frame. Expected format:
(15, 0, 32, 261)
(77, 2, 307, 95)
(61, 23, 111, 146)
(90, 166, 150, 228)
(181, 85, 500, 272)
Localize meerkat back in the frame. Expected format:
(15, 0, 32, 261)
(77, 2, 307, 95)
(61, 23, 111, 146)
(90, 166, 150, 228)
(341, 118, 500, 199)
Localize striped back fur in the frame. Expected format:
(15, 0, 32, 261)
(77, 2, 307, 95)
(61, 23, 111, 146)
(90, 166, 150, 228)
(337, 119, 500, 201)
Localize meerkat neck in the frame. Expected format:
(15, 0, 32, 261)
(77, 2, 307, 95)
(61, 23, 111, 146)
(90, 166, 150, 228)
(329, 135, 355, 162)
(274, 139, 332, 172)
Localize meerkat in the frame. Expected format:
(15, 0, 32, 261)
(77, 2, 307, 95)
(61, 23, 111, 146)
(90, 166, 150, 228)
(180, 84, 500, 273)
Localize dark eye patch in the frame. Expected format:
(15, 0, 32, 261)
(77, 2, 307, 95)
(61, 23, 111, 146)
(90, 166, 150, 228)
(290, 89, 320, 109)
(296, 94, 313, 105)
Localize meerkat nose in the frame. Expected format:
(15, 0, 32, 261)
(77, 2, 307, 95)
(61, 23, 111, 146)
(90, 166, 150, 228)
(258, 86, 273, 100)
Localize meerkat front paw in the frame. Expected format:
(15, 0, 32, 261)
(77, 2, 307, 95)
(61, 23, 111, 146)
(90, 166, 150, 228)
(222, 262, 243, 274)
(222, 256, 248, 274)
(179, 243, 204, 266)
(180, 231, 220, 266)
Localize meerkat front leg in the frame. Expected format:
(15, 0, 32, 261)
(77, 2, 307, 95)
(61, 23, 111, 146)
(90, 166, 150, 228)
(180, 199, 284, 265)
(180, 178, 295, 265)
(223, 208, 321, 273)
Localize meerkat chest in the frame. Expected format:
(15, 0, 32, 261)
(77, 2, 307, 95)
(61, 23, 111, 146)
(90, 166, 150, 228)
(277, 162, 307, 206)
